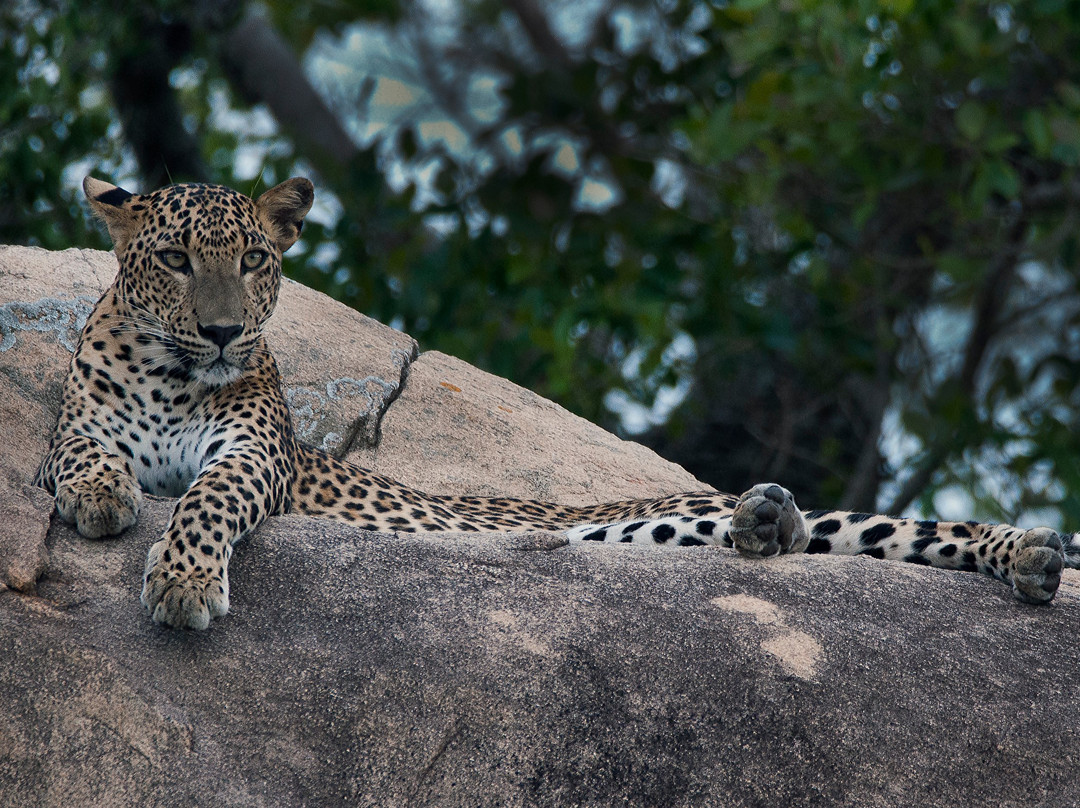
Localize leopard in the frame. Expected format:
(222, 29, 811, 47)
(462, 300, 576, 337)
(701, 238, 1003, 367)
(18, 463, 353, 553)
(35, 176, 1079, 630)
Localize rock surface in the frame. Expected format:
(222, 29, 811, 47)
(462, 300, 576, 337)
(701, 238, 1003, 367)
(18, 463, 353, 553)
(347, 349, 707, 502)
(2, 245, 1080, 807)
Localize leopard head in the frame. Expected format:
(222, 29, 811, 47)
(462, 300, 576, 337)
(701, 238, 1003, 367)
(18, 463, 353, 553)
(84, 176, 314, 387)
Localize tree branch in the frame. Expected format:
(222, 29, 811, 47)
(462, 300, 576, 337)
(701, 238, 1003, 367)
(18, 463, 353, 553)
(882, 216, 1029, 516)
(1023, 178, 1080, 210)
(504, 0, 574, 69)
(220, 6, 358, 172)
(109, 16, 209, 186)
(838, 366, 892, 513)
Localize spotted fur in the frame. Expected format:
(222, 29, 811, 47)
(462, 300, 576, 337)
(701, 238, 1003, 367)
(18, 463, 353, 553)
(35, 177, 1079, 629)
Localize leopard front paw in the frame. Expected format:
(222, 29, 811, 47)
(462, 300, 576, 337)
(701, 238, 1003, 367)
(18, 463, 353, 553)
(1011, 528, 1064, 605)
(731, 483, 809, 558)
(55, 472, 142, 539)
(140, 540, 230, 630)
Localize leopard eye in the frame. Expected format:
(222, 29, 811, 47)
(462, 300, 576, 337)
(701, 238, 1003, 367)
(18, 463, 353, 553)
(156, 250, 191, 273)
(241, 250, 267, 272)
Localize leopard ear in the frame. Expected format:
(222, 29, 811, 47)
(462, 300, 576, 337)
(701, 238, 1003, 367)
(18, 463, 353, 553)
(84, 176, 142, 252)
(255, 177, 314, 252)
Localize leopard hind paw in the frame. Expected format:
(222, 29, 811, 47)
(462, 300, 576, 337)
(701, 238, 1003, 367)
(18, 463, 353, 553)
(730, 483, 809, 559)
(1011, 528, 1064, 605)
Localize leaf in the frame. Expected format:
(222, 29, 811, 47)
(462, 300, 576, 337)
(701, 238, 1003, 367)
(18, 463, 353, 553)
(1058, 82, 1080, 110)
(1023, 109, 1053, 156)
(955, 100, 987, 141)
(881, 0, 915, 14)
(744, 70, 784, 112)
(984, 130, 1020, 153)
(946, 17, 983, 59)
(1050, 114, 1080, 148)
(968, 162, 993, 207)
(986, 160, 1020, 199)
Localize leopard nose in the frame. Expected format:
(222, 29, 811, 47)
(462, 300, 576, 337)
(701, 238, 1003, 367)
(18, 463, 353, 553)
(197, 323, 243, 348)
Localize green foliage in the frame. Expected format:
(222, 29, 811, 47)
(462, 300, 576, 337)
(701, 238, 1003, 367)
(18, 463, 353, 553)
(4, 0, 1080, 522)
(0, 5, 115, 248)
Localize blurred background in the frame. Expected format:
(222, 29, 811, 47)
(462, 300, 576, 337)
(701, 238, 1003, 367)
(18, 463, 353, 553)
(3, 0, 1080, 527)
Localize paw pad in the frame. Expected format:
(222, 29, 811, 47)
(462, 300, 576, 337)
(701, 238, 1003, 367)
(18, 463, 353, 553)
(1011, 528, 1064, 605)
(731, 483, 808, 558)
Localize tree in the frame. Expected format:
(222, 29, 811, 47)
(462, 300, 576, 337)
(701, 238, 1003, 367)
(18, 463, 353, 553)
(4, 0, 1080, 526)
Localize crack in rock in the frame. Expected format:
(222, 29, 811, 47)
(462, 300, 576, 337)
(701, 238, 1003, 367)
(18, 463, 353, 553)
(347, 342, 419, 457)
(285, 342, 418, 459)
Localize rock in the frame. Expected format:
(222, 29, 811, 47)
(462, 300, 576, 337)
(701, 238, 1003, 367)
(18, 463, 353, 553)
(269, 276, 416, 457)
(0, 481, 51, 592)
(347, 349, 707, 502)
(1, 244, 1079, 807)
(0, 248, 89, 593)
(4, 499, 1080, 807)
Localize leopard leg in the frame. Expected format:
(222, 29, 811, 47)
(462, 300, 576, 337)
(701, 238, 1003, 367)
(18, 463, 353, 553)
(141, 446, 289, 630)
(565, 513, 733, 546)
(567, 484, 1067, 604)
(564, 484, 808, 555)
(803, 511, 1067, 604)
(36, 434, 142, 539)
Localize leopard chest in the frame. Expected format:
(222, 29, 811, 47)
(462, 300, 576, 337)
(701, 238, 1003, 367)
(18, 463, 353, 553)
(66, 324, 289, 499)
(129, 417, 219, 498)
(70, 365, 226, 497)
